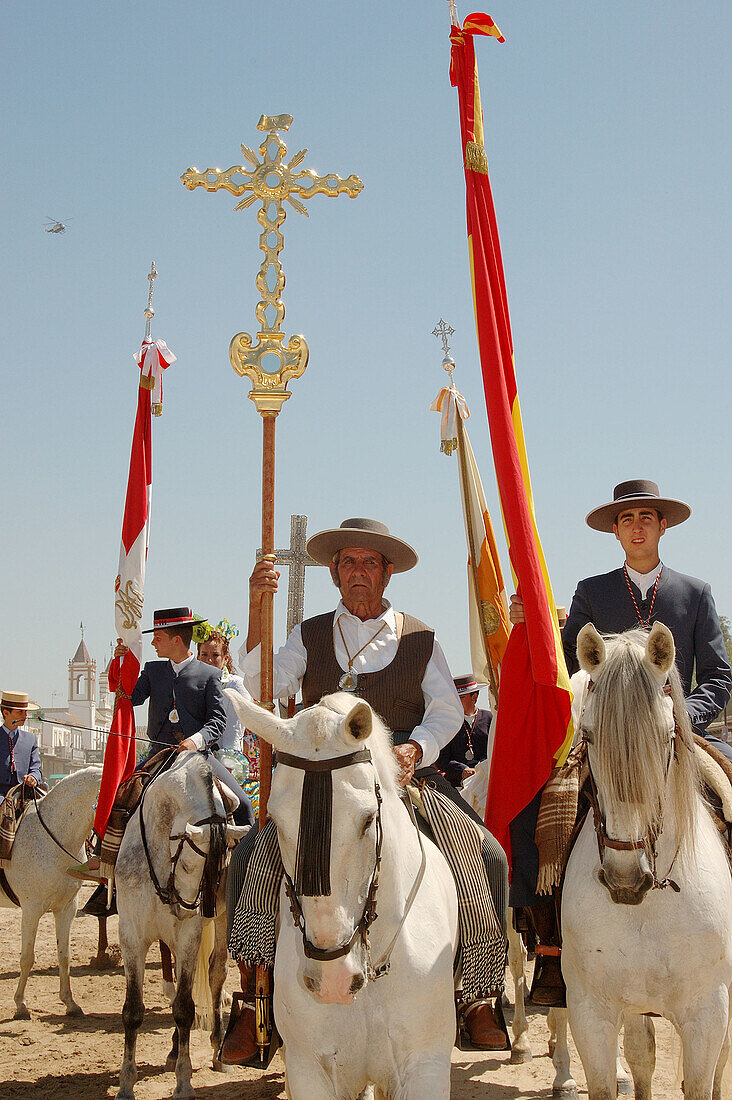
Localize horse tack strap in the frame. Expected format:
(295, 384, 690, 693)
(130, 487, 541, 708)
(276, 749, 372, 772)
(0, 867, 20, 907)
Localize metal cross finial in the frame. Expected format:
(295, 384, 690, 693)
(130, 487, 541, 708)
(258, 515, 322, 638)
(144, 261, 157, 340)
(181, 116, 363, 415)
(432, 318, 457, 385)
(446, 0, 460, 27)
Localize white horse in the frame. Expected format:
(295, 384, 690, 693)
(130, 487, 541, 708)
(563, 622, 732, 1100)
(227, 690, 459, 1100)
(0, 765, 103, 1019)
(115, 752, 246, 1100)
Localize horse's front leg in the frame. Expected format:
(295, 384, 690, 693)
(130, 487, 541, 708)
(623, 1015, 655, 1100)
(14, 904, 42, 1019)
(549, 1008, 579, 1099)
(392, 1053, 452, 1100)
(54, 896, 84, 1016)
(507, 914, 532, 1063)
(171, 927, 199, 1099)
(567, 994, 620, 1100)
(712, 992, 732, 1100)
(679, 987, 730, 1100)
(117, 948, 146, 1100)
(209, 913, 230, 1072)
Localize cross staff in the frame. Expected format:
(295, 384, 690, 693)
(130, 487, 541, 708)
(182, 115, 362, 1061)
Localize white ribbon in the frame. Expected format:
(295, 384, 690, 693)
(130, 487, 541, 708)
(134, 338, 177, 414)
(430, 385, 470, 454)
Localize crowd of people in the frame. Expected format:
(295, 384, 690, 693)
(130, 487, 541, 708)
(2, 477, 730, 1068)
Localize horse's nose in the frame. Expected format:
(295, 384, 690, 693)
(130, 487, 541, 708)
(303, 973, 321, 995)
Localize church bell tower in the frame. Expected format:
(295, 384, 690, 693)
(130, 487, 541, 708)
(68, 624, 97, 730)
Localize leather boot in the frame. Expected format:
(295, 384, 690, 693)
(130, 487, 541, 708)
(463, 998, 510, 1050)
(219, 963, 260, 1065)
(528, 900, 566, 1007)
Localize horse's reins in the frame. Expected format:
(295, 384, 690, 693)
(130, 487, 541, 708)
(29, 785, 82, 863)
(137, 755, 227, 913)
(580, 677, 681, 893)
(279, 747, 427, 982)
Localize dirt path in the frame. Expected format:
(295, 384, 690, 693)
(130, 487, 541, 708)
(1, 889, 682, 1098)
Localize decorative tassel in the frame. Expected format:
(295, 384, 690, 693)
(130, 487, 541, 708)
(441, 438, 458, 455)
(465, 141, 489, 175)
(295, 771, 332, 896)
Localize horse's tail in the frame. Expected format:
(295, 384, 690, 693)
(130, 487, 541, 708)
(192, 917, 216, 1030)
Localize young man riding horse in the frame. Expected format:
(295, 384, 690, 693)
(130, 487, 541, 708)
(509, 478, 732, 1005)
(70, 607, 253, 880)
(223, 517, 510, 1061)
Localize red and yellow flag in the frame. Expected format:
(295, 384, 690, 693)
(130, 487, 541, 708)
(449, 14, 573, 863)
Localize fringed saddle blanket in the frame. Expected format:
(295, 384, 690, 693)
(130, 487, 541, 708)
(229, 782, 505, 1004)
(0, 785, 36, 869)
(534, 736, 732, 896)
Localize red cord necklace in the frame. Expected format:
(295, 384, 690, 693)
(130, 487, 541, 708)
(623, 563, 662, 628)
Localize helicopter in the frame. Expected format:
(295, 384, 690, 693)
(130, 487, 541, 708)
(44, 217, 72, 234)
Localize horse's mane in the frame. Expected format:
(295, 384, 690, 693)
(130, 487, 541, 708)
(590, 630, 700, 854)
(42, 765, 102, 808)
(309, 692, 401, 801)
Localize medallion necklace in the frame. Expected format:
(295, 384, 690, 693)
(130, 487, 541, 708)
(336, 617, 387, 692)
(623, 563, 662, 629)
(464, 712, 477, 762)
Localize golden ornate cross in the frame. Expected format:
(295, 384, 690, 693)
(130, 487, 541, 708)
(181, 113, 363, 413)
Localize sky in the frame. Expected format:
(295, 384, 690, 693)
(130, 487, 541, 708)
(2, 1, 730, 708)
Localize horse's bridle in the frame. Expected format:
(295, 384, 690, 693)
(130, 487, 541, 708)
(137, 767, 227, 913)
(278, 747, 426, 982)
(580, 678, 681, 894)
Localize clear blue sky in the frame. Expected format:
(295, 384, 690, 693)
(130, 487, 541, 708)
(2, 1, 730, 706)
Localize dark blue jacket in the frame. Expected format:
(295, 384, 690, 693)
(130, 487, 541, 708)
(0, 726, 43, 797)
(562, 566, 731, 735)
(437, 708, 492, 788)
(131, 659, 227, 752)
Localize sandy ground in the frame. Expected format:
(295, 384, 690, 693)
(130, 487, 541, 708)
(0, 887, 683, 1099)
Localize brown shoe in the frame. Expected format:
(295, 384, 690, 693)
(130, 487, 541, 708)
(219, 993, 259, 1065)
(463, 1000, 510, 1050)
(529, 952, 566, 1007)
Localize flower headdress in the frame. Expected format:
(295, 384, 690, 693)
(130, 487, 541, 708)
(192, 616, 239, 645)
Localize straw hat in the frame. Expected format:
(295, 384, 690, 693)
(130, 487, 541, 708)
(453, 674, 487, 696)
(585, 480, 691, 534)
(1, 690, 40, 712)
(306, 518, 418, 573)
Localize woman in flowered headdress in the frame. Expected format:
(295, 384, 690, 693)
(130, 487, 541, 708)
(196, 619, 259, 819)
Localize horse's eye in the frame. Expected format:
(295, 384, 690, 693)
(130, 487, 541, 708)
(581, 727, 594, 745)
(361, 815, 375, 836)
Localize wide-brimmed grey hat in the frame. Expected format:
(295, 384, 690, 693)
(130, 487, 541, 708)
(586, 480, 691, 533)
(306, 518, 418, 573)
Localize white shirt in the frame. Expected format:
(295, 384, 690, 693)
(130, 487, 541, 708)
(170, 653, 205, 750)
(238, 598, 463, 768)
(625, 561, 664, 600)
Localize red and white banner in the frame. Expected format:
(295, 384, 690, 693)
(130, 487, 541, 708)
(94, 339, 175, 849)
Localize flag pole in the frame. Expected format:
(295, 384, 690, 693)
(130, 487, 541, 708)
(182, 113, 362, 1062)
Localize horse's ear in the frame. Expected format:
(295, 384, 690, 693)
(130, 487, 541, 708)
(644, 622, 675, 678)
(225, 689, 287, 748)
(577, 623, 606, 673)
(344, 700, 372, 742)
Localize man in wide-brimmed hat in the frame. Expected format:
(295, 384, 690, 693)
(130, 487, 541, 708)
(508, 479, 731, 1006)
(69, 607, 254, 881)
(511, 479, 730, 746)
(222, 518, 510, 1061)
(1, 691, 42, 798)
(437, 674, 493, 789)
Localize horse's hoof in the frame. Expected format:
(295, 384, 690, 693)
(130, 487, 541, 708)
(510, 1047, 533, 1064)
(553, 1087, 578, 1100)
(90, 951, 114, 971)
(66, 1003, 85, 1018)
(13, 1005, 31, 1021)
(617, 1079, 633, 1095)
(212, 1057, 233, 1073)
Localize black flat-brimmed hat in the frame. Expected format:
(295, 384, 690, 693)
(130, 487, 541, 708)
(142, 607, 206, 634)
(453, 674, 486, 696)
(585, 480, 691, 533)
(306, 518, 418, 573)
